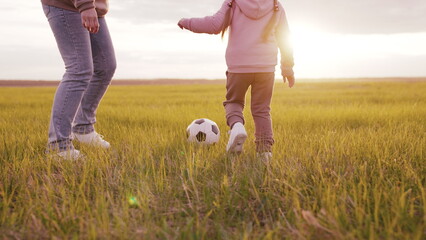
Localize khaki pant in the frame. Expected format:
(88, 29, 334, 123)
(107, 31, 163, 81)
(223, 72, 275, 152)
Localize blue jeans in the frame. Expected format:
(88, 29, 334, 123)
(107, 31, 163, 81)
(42, 4, 116, 151)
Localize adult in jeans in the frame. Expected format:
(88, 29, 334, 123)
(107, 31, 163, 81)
(41, 0, 116, 160)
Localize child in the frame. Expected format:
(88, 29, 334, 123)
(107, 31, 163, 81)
(178, 0, 294, 161)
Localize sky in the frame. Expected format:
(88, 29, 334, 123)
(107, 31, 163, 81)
(0, 0, 425, 80)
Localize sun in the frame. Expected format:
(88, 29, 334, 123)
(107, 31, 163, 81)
(290, 23, 335, 60)
(288, 23, 358, 78)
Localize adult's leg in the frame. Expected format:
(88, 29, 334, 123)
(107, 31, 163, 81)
(223, 72, 253, 128)
(43, 4, 93, 151)
(250, 72, 275, 152)
(73, 17, 116, 134)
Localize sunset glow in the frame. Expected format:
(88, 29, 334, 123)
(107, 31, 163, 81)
(289, 23, 426, 78)
(0, 1, 425, 80)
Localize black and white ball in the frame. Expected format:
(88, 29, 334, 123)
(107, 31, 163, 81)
(186, 118, 220, 145)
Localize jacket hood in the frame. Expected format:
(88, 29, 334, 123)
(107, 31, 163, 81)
(234, 0, 275, 20)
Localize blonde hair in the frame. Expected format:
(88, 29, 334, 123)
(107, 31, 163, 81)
(262, 0, 280, 42)
(221, 0, 234, 39)
(221, 0, 280, 42)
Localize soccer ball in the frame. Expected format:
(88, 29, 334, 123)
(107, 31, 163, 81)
(186, 118, 220, 145)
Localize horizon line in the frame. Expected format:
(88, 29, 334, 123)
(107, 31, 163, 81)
(1, 77, 426, 87)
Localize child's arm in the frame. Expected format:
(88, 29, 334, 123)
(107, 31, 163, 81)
(276, 7, 295, 87)
(178, 0, 231, 35)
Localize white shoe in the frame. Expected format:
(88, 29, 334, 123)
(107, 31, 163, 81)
(73, 131, 111, 149)
(257, 152, 272, 163)
(226, 122, 247, 154)
(57, 149, 82, 161)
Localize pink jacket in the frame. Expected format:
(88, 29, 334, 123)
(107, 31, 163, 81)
(179, 0, 294, 77)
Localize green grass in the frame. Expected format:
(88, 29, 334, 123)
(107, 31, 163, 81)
(0, 81, 425, 239)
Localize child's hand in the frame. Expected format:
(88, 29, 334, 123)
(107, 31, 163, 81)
(283, 75, 295, 88)
(178, 19, 185, 29)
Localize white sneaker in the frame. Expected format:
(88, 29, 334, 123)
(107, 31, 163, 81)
(57, 149, 82, 161)
(73, 131, 111, 149)
(226, 122, 247, 154)
(257, 152, 272, 163)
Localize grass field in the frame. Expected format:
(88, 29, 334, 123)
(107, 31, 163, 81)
(0, 81, 425, 239)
